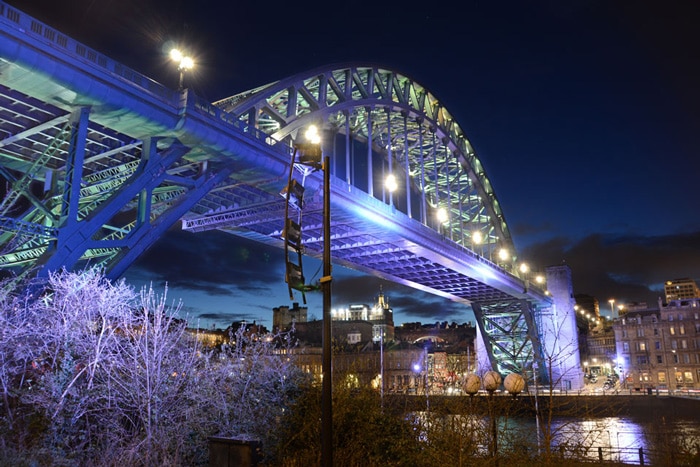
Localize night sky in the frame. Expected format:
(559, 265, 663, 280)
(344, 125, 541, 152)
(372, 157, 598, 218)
(5, 0, 700, 328)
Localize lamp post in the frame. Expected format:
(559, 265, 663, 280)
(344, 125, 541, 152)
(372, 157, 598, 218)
(287, 125, 332, 465)
(169, 48, 194, 90)
(320, 136, 333, 467)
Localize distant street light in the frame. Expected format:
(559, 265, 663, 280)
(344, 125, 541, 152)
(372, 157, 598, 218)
(169, 48, 194, 90)
(608, 298, 615, 319)
(436, 206, 448, 224)
(385, 173, 398, 193)
(498, 247, 509, 263)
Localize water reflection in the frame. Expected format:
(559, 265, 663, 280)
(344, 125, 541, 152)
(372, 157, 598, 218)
(411, 412, 700, 465)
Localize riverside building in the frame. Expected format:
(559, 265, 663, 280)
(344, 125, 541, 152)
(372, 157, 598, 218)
(613, 297, 700, 392)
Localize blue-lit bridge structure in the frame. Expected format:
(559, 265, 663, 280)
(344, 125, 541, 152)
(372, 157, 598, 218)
(0, 2, 581, 385)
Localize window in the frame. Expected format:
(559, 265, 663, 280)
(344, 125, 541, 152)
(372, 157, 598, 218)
(672, 340, 678, 350)
(658, 371, 666, 383)
(636, 356, 648, 365)
(637, 328, 645, 337)
(622, 329, 628, 338)
(680, 325, 686, 335)
(684, 371, 693, 383)
(656, 355, 663, 364)
(638, 342, 647, 351)
(670, 327, 675, 335)
(655, 341, 661, 350)
(684, 354, 690, 364)
(673, 353, 679, 363)
(622, 342, 630, 352)
(669, 315, 674, 322)
(681, 339, 688, 349)
(653, 328, 659, 336)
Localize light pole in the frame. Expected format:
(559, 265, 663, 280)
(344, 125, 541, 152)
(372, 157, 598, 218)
(286, 125, 332, 465)
(169, 48, 194, 90)
(320, 135, 333, 467)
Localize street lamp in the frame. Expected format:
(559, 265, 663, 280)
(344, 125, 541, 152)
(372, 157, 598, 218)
(285, 124, 332, 466)
(498, 247, 510, 267)
(169, 48, 194, 90)
(385, 173, 398, 193)
(436, 206, 448, 224)
(608, 298, 615, 319)
(320, 129, 333, 467)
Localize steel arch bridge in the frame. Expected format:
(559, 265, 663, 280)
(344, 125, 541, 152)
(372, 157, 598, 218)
(0, 2, 581, 384)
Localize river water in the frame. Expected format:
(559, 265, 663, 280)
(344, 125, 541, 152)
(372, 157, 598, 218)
(414, 409, 700, 465)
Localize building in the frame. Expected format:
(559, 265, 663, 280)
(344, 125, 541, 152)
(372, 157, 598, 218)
(584, 325, 617, 377)
(612, 298, 700, 391)
(664, 278, 700, 303)
(272, 302, 308, 331)
(331, 286, 395, 342)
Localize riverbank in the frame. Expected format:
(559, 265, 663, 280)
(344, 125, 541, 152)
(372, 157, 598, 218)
(389, 393, 700, 419)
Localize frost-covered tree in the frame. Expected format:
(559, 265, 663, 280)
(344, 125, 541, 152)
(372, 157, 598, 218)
(0, 268, 307, 466)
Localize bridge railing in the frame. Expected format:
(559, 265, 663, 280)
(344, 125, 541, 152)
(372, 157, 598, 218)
(189, 95, 292, 157)
(0, 1, 292, 159)
(0, 1, 175, 103)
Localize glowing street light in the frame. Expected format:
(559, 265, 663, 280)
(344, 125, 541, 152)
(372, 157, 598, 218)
(385, 173, 398, 193)
(498, 247, 509, 262)
(169, 48, 194, 90)
(436, 206, 448, 224)
(608, 298, 615, 319)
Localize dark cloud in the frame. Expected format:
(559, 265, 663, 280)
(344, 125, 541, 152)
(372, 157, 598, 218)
(522, 231, 700, 305)
(130, 230, 284, 294)
(331, 273, 474, 325)
(196, 312, 258, 323)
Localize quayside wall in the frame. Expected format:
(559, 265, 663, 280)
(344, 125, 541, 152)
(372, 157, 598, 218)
(387, 394, 700, 419)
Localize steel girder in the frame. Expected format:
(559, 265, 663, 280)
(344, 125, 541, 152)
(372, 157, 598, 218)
(213, 65, 515, 267)
(472, 299, 547, 382)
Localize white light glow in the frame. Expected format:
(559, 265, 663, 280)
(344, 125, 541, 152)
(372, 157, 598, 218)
(472, 231, 483, 244)
(305, 125, 321, 145)
(180, 56, 194, 70)
(169, 48, 183, 62)
(385, 174, 398, 192)
(436, 207, 448, 224)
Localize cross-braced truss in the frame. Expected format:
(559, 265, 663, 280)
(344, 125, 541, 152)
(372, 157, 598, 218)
(213, 66, 513, 263)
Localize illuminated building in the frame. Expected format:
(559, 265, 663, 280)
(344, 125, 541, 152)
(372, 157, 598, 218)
(272, 302, 308, 331)
(613, 298, 700, 391)
(664, 278, 700, 303)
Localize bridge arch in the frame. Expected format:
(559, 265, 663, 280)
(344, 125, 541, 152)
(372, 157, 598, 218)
(214, 64, 515, 267)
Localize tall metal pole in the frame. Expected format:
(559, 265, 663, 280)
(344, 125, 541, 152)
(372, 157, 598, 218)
(321, 154, 333, 466)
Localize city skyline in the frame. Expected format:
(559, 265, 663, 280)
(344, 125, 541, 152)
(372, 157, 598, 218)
(5, 0, 699, 329)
